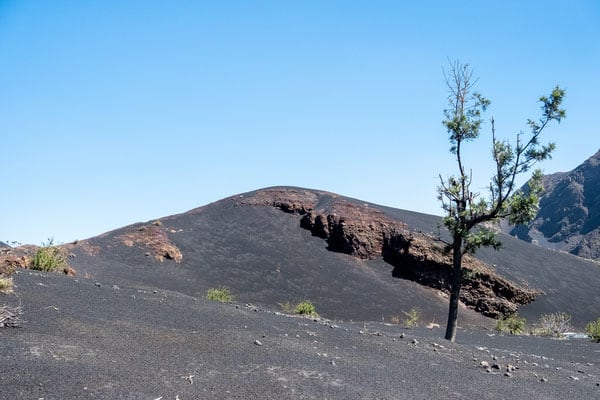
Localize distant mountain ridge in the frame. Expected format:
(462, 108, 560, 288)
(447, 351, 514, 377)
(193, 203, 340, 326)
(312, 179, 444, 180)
(509, 149, 600, 260)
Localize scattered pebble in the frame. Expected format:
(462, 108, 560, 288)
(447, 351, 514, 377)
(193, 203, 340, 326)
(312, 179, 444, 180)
(569, 376, 579, 381)
(94, 282, 101, 287)
(412, 339, 419, 345)
(504, 372, 513, 378)
(541, 378, 548, 383)
(254, 340, 263, 346)
(480, 361, 490, 368)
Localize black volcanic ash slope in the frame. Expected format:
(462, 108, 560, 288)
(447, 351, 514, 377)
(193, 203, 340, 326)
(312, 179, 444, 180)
(58, 187, 600, 328)
(509, 149, 600, 261)
(64, 189, 492, 327)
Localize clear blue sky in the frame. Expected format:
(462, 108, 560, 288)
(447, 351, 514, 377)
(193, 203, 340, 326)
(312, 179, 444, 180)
(1, 1, 599, 245)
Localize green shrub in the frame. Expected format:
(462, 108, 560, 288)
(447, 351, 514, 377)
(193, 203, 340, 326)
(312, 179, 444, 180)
(495, 313, 526, 335)
(280, 300, 318, 317)
(294, 300, 318, 317)
(536, 312, 572, 337)
(206, 287, 235, 303)
(31, 239, 68, 272)
(585, 318, 600, 343)
(403, 308, 421, 328)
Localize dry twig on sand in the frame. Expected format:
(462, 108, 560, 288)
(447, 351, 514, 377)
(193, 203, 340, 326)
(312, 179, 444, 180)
(0, 305, 23, 328)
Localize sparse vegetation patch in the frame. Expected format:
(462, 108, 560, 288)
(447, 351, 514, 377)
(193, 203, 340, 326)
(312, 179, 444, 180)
(0, 276, 14, 294)
(495, 313, 526, 335)
(403, 308, 421, 328)
(31, 239, 69, 272)
(279, 301, 295, 314)
(294, 300, 318, 317)
(585, 318, 600, 342)
(535, 312, 572, 337)
(206, 287, 235, 303)
(280, 300, 318, 317)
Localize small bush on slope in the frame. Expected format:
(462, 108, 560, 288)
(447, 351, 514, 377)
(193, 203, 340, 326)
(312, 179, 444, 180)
(535, 312, 572, 337)
(31, 239, 68, 272)
(495, 313, 526, 335)
(206, 287, 235, 303)
(294, 300, 318, 317)
(586, 318, 600, 342)
(279, 300, 318, 317)
(403, 308, 421, 328)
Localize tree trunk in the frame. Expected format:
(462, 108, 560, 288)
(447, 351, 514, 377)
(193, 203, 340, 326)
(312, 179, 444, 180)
(444, 237, 463, 342)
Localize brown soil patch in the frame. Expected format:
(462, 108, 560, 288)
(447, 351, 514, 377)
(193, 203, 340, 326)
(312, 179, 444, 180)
(118, 224, 183, 263)
(63, 240, 101, 256)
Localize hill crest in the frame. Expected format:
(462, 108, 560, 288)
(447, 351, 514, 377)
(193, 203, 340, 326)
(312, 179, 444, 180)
(509, 149, 600, 260)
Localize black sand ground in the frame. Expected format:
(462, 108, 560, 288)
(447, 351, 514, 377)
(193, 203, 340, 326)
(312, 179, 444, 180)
(2, 270, 599, 399)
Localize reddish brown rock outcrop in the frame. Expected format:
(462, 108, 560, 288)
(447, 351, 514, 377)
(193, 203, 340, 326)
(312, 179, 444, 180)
(237, 188, 540, 318)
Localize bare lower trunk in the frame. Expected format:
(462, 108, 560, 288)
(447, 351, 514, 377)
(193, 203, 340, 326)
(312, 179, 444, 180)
(444, 238, 463, 342)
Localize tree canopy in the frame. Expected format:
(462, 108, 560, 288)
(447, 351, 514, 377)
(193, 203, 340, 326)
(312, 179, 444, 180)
(438, 60, 565, 341)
